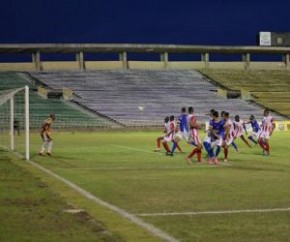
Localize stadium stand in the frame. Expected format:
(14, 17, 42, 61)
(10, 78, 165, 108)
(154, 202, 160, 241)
(0, 72, 119, 129)
(200, 69, 290, 118)
(28, 70, 278, 127)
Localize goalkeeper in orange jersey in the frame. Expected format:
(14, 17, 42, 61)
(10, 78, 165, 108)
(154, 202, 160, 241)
(39, 113, 56, 156)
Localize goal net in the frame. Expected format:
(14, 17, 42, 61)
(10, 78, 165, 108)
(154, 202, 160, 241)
(0, 86, 29, 160)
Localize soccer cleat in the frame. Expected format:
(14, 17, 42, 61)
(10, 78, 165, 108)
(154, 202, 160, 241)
(224, 159, 228, 162)
(165, 152, 173, 156)
(38, 152, 45, 156)
(154, 148, 161, 152)
(185, 157, 193, 165)
(47, 152, 53, 156)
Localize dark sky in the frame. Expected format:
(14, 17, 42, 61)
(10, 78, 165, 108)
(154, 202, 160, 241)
(1, 0, 289, 45)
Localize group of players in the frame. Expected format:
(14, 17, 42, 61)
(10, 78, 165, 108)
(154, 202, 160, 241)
(154, 107, 276, 165)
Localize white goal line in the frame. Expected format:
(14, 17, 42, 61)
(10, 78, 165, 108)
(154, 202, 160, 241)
(136, 207, 290, 217)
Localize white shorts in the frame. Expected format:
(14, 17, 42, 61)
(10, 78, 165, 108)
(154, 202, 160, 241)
(163, 133, 174, 143)
(211, 137, 223, 147)
(203, 135, 211, 143)
(234, 130, 245, 138)
(175, 131, 190, 141)
(251, 130, 261, 139)
(224, 136, 234, 146)
(259, 131, 270, 140)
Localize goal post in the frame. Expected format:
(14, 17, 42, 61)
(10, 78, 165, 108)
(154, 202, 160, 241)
(0, 86, 29, 160)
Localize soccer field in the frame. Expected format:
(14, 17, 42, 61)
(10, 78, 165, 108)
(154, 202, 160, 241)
(25, 131, 290, 241)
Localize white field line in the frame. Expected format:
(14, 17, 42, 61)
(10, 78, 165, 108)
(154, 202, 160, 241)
(136, 207, 290, 217)
(26, 159, 179, 242)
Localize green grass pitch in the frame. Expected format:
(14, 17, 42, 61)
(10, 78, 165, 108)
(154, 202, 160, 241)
(4, 130, 290, 241)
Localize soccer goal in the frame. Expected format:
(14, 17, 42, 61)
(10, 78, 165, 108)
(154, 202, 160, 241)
(0, 86, 29, 160)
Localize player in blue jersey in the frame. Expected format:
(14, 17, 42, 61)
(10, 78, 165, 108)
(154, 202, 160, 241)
(203, 110, 220, 164)
(176, 107, 190, 141)
(171, 107, 192, 156)
(245, 115, 261, 145)
(214, 111, 226, 160)
(203, 109, 216, 162)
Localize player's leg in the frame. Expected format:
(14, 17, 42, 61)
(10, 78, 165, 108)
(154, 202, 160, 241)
(155, 136, 163, 151)
(162, 136, 172, 154)
(248, 132, 258, 145)
(240, 135, 252, 148)
(39, 134, 48, 155)
(231, 139, 239, 152)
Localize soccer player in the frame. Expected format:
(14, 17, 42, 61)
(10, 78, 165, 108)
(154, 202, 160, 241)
(39, 113, 56, 156)
(171, 106, 194, 156)
(162, 115, 177, 155)
(214, 111, 226, 161)
(175, 107, 190, 142)
(203, 110, 220, 164)
(223, 112, 235, 162)
(185, 107, 203, 164)
(245, 115, 261, 145)
(154, 116, 170, 152)
(233, 115, 252, 148)
(258, 108, 276, 156)
(203, 109, 216, 163)
(171, 107, 189, 155)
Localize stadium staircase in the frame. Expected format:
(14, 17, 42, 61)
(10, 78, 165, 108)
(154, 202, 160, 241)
(28, 70, 275, 127)
(0, 72, 119, 130)
(200, 69, 290, 119)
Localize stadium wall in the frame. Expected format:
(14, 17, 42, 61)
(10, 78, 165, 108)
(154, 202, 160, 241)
(0, 44, 289, 71)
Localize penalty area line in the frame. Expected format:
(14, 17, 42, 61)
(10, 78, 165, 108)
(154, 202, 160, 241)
(136, 207, 290, 217)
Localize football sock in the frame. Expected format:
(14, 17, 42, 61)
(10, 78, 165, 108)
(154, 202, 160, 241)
(203, 142, 214, 158)
(171, 142, 178, 155)
(231, 141, 238, 151)
(188, 148, 197, 158)
(197, 149, 202, 162)
(215, 145, 221, 157)
(224, 147, 228, 160)
(264, 142, 270, 153)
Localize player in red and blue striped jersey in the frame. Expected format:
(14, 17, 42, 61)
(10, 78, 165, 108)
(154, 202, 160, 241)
(185, 107, 203, 164)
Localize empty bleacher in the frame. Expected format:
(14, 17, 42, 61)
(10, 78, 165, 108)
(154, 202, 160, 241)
(0, 72, 118, 130)
(200, 69, 290, 118)
(29, 70, 275, 126)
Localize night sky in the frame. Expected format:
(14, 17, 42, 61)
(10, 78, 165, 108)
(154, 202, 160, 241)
(1, 0, 289, 46)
